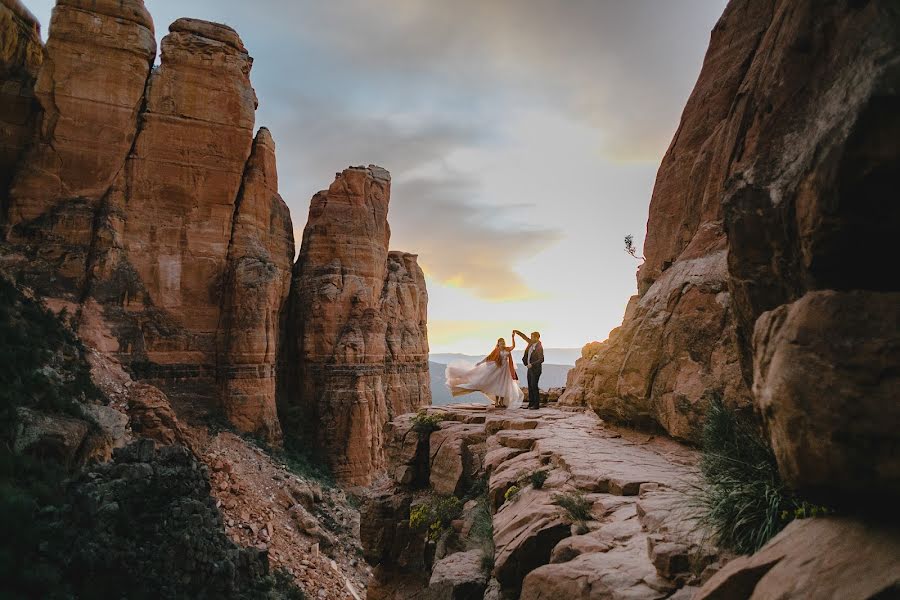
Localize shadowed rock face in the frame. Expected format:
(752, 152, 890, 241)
(716, 0, 900, 507)
(0, 4, 293, 445)
(284, 166, 431, 485)
(0, 0, 42, 210)
(217, 128, 294, 444)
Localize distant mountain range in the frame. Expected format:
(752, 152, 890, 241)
(430, 347, 582, 367)
(428, 349, 576, 406)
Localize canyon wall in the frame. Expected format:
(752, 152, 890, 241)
(283, 166, 431, 486)
(0, 1, 293, 444)
(715, 0, 900, 509)
(0, 0, 41, 208)
(559, 0, 770, 440)
(565, 2, 899, 593)
(562, 0, 900, 470)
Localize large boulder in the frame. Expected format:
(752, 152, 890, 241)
(492, 489, 571, 596)
(696, 517, 900, 600)
(753, 291, 900, 506)
(13, 406, 90, 466)
(426, 550, 489, 600)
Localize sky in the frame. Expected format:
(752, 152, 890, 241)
(26, 0, 727, 354)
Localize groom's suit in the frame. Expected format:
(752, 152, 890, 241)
(523, 341, 544, 409)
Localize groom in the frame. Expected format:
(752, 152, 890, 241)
(515, 330, 544, 410)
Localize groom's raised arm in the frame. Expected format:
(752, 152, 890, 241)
(513, 329, 529, 342)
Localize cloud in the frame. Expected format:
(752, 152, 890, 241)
(390, 176, 562, 301)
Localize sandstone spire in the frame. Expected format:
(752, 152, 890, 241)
(217, 128, 294, 444)
(284, 166, 430, 485)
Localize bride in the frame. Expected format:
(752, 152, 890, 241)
(445, 332, 524, 408)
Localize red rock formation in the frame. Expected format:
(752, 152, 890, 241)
(714, 0, 900, 507)
(285, 165, 430, 485)
(7, 0, 156, 227)
(217, 128, 294, 444)
(0, 6, 293, 445)
(0, 0, 42, 210)
(559, 0, 773, 439)
(119, 18, 257, 377)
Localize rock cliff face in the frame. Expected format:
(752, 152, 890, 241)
(714, 0, 900, 509)
(0, 2, 293, 444)
(562, 0, 899, 596)
(0, 0, 41, 210)
(562, 0, 900, 455)
(283, 166, 431, 485)
(558, 0, 775, 440)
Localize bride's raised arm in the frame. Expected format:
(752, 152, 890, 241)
(508, 331, 517, 350)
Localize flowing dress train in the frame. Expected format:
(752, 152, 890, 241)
(445, 350, 524, 408)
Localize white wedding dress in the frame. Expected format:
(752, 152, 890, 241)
(445, 350, 524, 408)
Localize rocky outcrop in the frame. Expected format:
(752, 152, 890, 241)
(364, 405, 722, 599)
(216, 128, 294, 444)
(284, 165, 430, 485)
(714, 0, 900, 509)
(558, 0, 771, 441)
(696, 517, 900, 599)
(0, 5, 294, 444)
(0, 0, 42, 210)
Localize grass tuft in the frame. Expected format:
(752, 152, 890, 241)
(552, 490, 592, 523)
(696, 396, 831, 555)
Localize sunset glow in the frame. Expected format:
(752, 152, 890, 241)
(24, 0, 728, 354)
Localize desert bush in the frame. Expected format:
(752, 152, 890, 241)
(410, 495, 463, 542)
(696, 396, 831, 555)
(552, 491, 592, 522)
(529, 470, 549, 489)
(503, 485, 520, 504)
(411, 410, 446, 435)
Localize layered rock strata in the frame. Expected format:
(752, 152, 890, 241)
(363, 405, 722, 600)
(0, 3, 293, 444)
(284, 166, 430, 485)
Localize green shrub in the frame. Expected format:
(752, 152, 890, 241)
(552, 491, 592, 522)
(696, 397, 830, 555)
(411, 410, 446, 435)
(410, 495, 463, 541)
(503, 485, 520, 504)
(529, 470, 549, 489)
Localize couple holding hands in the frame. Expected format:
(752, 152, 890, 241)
(445, 330, 544, 410)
